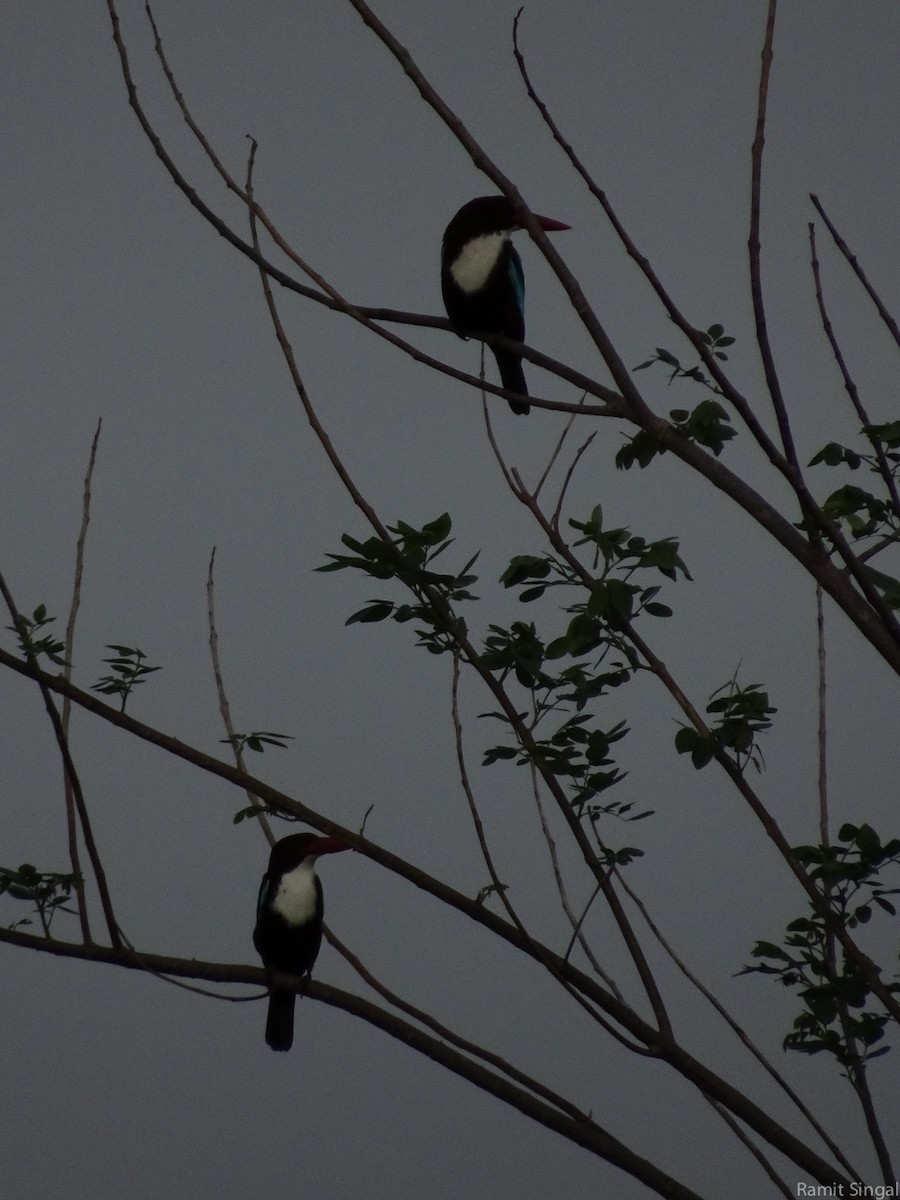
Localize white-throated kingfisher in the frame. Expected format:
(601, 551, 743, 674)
(253, 832, 349, 1052)
(441, 195, 570, 414)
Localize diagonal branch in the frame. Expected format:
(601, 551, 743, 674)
(810, 194, 900, 354)
(809, 222, 900, 514)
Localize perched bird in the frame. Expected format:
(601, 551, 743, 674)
(253, 832, 349, 1052)
(441, 195, 570, 414)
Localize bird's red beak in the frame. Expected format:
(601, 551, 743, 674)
(535, 214, 571, 232)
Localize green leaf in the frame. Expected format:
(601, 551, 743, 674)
(483, 745, 519, 766)
(863, 565, 900, 608)
(421, 512, 453, 544)
(643, 601, 672, 617)
(347, 601, 395, 625)
(500, 555, 552, 588)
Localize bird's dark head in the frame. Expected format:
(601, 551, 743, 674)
(267, 832, 350, 875)
(443, 195, 570, 250)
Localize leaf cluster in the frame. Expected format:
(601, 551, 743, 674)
(675, 677, 775, 772)
(222, 730, 293, 754)
(317, 513, 477, 654)
(0, 862, 80, 936)
(742, 823, 900, 1068)
(323, 505, 689, 833)
(616, 400, 737, 469)
(809, 420, 900, 552)
(92, 645, 161, 711)
(6, 604, 67, 667)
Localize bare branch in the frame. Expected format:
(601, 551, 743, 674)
(702, 1097, 794, 1198)
(552, 432, 597, 533)
(61, 418, 102, 942)
(809, 221, 900, 513)
(811, 193, 900, 354)
(206, 547, 275, 846)
(534, 783, 621, 996)
(748, 1, 796, 467)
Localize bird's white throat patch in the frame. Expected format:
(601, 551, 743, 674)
(449, 232, 506, 294)
(272, 859, 318, 926)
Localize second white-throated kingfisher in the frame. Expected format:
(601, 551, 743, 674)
(253, 832, 349, 1052)
(441, 195, 570, 414)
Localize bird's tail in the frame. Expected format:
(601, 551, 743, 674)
(265, 988, 295, 1052)
(493, 350, 530, 416)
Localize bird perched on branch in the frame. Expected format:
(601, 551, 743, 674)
(441, 195, 570, 414)
(253, 832, 350, 1052)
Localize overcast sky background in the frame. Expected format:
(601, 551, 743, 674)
(2, 2, 899, 1197)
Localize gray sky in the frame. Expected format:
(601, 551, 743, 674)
(2, 2, 899, 1197)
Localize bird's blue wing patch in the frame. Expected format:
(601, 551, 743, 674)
(507, 248, 525, 314)
(257, 875, 270, 917)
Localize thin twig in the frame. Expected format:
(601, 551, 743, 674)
(854, 531, 900, 565)
(816, 585, 829, 850)
(811, 193, 900, 354)
(206, 547, 275, 847)
(561, 878, 602, 962)
(815, 596, 896, 1180)
(748, 1, 797, 467)
(703, 1097, 794, 1199)
(61, 418, 102, 942)
(481, 394, 518, 494)
(552, 432, 597, 533)
(450, 656, 644, 1049)
(244, 140, 390, 539)
(532, 404, 583, 502)
(531, 776, 622, 996)
(809, 221, 900, 513)
(451, 654, 517, 925)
